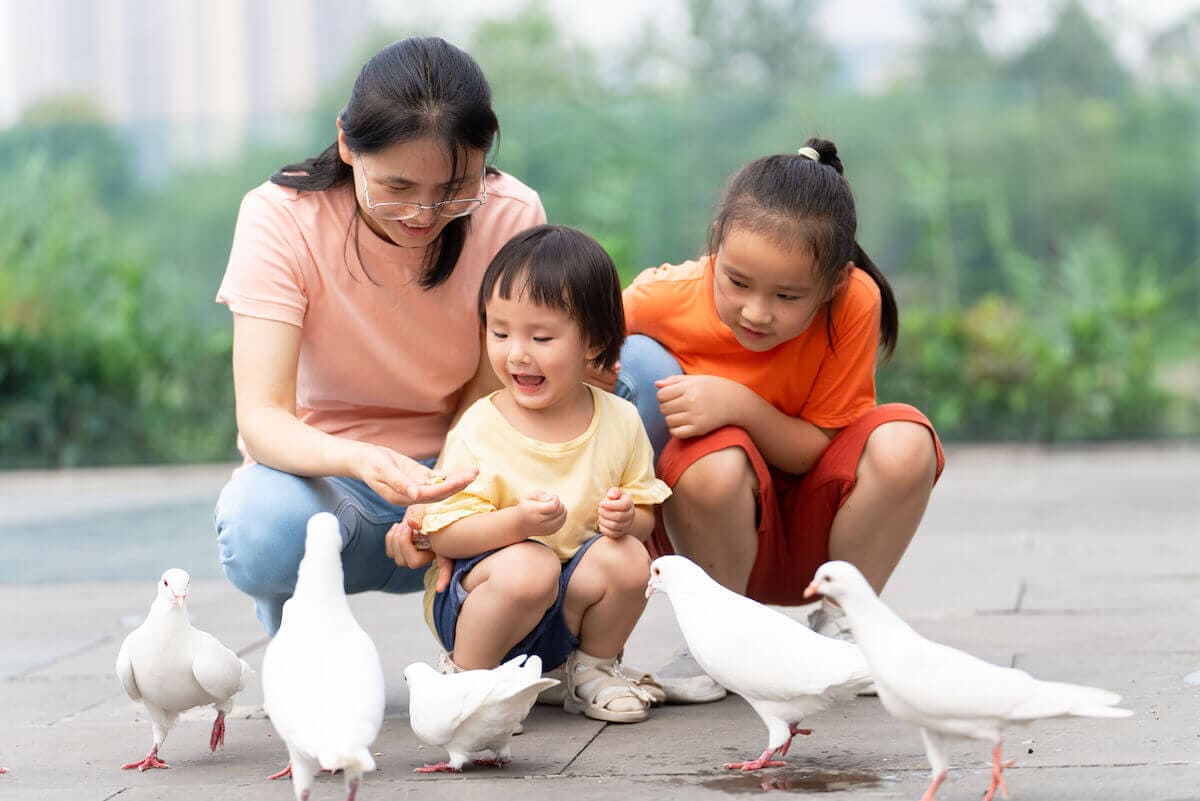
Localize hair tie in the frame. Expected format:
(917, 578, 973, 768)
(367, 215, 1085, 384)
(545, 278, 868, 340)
(797, 146, 820, 162)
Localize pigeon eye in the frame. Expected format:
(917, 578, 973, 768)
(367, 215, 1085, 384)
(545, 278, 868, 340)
(163, 580, 168, 586)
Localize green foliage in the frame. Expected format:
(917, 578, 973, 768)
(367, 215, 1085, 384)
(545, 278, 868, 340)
(2, 3, 1197, 465)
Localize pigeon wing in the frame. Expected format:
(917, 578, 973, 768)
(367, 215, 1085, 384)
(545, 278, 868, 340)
(191, 628, 247, 702)
(678, 588, 868, 700)
(409, 671, 502, 746)
(115, 635, 141, 701)
(878, 634, 1041, 720)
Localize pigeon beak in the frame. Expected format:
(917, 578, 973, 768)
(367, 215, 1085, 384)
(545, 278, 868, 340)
(803, 582, 819, 599)
(644, 580, 655, 600)
(171, 593, 186, 606)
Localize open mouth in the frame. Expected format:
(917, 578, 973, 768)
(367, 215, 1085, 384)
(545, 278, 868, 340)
(513, 374, 545, 393)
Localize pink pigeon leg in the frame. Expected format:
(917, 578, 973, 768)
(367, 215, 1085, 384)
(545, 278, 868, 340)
(472, 757, 511, 768)
(209, 711, 226, 752)
(918, 770, 947, 801)
(121, 745, 170, 771)
(778, 725, 813, 756)
(982, 744, 1017, 801)
(345, 776, 359, 801)
(723, 747, 787, 771)
(0, 767, 8, 773)
(414, 761, 462, 773)
(267, 762, 292, 780)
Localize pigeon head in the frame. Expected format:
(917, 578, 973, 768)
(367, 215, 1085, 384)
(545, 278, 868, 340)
(304, 512, 344, 557)
(805, 560, 873, 604)
(157, 568, 190, 607)
(403, 662, 438, 686)
(646, 555, 708, 599)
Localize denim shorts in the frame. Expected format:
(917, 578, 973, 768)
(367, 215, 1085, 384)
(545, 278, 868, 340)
(432, 535, 601, 670)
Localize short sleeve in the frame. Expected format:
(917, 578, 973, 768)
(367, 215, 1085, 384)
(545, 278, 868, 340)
(216, 187, 309, 327)
(622, 265, 663, 336)
(617, 403, 672, 506)
(420, 420, 498, 534)
(800, 282, 880, 429)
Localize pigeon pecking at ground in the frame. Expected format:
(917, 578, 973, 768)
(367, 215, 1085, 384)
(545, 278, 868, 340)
(262, 512, 384, 801)
(404, 654, 559, 773)
(807, 560, 1133, 801)
(115, 568, 252, 771)
(645, 555, 874, 771)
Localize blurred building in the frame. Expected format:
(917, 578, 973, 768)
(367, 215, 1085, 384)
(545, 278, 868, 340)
(0, 0, 370, 174)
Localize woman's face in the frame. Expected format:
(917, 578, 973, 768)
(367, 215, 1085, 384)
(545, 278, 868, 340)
(338, 128, 487, 248)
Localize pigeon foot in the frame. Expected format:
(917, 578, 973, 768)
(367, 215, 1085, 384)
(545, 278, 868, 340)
(209, 711, 226, 752)
(414, 761, 461, 773)
(472, 757, 511, 768)
(779, 725, 813, 756)
(982, 745, 1016, 801)
(723, 747, 786, 771)
(918, 770, 947, 801)
(267, 762, 292, 780)
(122, 748, 170, 771)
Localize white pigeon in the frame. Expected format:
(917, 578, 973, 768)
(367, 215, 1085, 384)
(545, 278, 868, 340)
(404, 654, 559, 772)
(645, 555, 873, 771)
(807, 560, 1133, 801)
(262, 512, 383, 801)
(116, 568, 251, 771)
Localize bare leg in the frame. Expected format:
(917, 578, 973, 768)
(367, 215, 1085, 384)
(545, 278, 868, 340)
(828, 422, 937, 593)
(453, 542, 560, 669)
(661, 447, 759, 593)
(562, 535, 651, 658)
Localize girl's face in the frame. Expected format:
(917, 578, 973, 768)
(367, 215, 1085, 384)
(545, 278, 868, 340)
(485, 286, 601, 416)
(338, 127, 486, 248)
(712, 226, 849, 352)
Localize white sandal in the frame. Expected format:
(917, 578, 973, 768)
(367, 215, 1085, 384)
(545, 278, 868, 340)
(563, 650, 653, 723)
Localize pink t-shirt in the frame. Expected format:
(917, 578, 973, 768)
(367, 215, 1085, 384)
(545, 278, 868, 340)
(216, 170, 545, 461)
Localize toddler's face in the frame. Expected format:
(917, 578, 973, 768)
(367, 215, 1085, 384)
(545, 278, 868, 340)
(712, 227, 846, 352)
(484, 287, 599, 415)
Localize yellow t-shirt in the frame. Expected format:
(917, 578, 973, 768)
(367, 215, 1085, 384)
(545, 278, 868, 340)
(420, 384, 671, 637)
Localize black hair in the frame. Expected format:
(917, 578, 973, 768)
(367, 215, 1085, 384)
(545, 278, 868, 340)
(478, 225, 625, 371)
(707, 137, 899, 360)
(271, 37, 499, 290)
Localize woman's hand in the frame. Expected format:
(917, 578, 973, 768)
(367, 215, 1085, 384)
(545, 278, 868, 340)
(655, 374, 751, 439)
(384, 504, 454, 592)
(517, 490, 567, 538)
(597, 487, 635, 538)
(355, 444, 477, 506)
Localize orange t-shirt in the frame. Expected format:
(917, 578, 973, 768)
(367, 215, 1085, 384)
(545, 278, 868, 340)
(216, 171, 546, 461)
(623, 257, 880, 430)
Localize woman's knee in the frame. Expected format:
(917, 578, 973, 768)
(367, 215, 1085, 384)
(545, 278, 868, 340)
(860, 421, 938, 490)
(214, 465, 318, 595)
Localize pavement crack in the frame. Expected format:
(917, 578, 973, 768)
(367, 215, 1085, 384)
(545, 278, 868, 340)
(560, 723, 607, 773)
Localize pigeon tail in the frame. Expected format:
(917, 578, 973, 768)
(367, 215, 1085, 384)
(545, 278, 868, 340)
(317, 747, 376, 775)
(1009, 680, 1132, 720)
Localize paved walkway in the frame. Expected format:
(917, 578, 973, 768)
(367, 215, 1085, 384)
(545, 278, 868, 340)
(1, 443, 1198, 800)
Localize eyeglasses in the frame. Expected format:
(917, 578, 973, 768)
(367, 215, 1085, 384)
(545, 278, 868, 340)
(357, 156, 488, 221)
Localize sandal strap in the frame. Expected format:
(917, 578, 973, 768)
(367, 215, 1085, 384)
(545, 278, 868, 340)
(570, 658, 655, 707)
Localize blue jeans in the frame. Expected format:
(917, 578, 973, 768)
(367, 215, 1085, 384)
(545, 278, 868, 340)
(213, 461, 432, 635)
(614, 334, 682, 461)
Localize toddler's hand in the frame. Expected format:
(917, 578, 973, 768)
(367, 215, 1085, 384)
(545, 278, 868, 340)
(384, 506, 454, 592)
(597, 487, 635, 538)
(518, 490, 567, 538)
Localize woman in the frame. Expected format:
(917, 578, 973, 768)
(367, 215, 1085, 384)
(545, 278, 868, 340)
(214, 37, 545, 635)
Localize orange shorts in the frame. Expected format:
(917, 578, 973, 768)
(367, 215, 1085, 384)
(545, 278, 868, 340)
(648, 403, 945, 606)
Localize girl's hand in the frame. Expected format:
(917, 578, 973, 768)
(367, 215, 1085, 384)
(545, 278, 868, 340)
(655, 374, 749, 439)
(585, 360, 620, 393)
(355, 444, 477, 506)
(597, 487, 635, 538)
(384, 504, 454, 592)
(517, 490, 567, 538)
